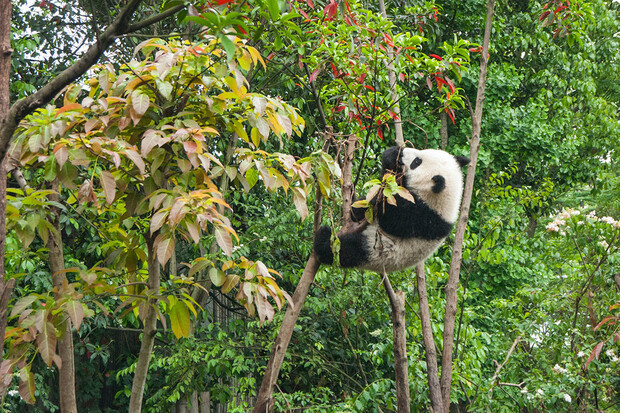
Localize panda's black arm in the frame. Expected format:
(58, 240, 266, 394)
(377, 193, 453, 240)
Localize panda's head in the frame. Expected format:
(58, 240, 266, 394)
(381, 146, 470, 223)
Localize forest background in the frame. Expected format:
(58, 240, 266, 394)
(0, 0, 619, 412)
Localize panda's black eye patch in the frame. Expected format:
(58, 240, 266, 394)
(410, 157, 422, 170)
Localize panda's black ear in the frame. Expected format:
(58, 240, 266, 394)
(455, 156, 470, 168)
(381, 146, 404, 173)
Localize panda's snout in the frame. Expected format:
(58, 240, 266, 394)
(431, 175, 445, 193)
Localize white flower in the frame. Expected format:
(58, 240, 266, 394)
(552, 364, 567, 374)
(599, 240, 609, 249)
(600, 216, 618, 226)
(521, 387, 528, 394)
(7, 389, 18, 397)
(577, 351, 585, 358)
(563, 393, 572, 403)
(606, 349, 619, 362)
(546, 222, 560, 232)
(537, 389, 544, 396)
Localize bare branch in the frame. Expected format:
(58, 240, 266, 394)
(440, 2, 496, 411)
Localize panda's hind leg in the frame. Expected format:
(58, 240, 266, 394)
(338, 231, 370, 268)
(313, 225, 370, 268)
(314, 225, 334, 265)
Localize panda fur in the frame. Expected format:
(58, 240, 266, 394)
(314, 146, 469, 273)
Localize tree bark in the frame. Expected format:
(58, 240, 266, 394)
(0, 0, 15, 371)
(440, 2, 495, 411)
(128, 232, 162, 413)
(383, 275, 410, 413)
(440, 111, 448, 150)
(48, 179, 78, 413)
(416, 264, 443, 413)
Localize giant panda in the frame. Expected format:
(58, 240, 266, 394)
(313, 146, 470, 273)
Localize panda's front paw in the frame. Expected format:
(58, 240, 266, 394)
(313, 226, 334, 265)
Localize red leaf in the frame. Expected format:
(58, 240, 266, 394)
(539, 10, 551, 21)
(426, 77, 433, 90)
(594, 315, 615, 330)
(429, 54, 443, 61)
(585, 341, 605, 369)
(330, 62, 337, 77)
(445, 77, 455, 93)
(309, 67, 321, 83)
(377, 125, 383, 140)
(324, 0, 337, 20)
(183, 140, 198, 155)
(446, 107, 455, 124)
(306, 0, 314, 9)
(399, 72, 405, 82)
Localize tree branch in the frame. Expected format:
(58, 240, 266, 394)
(383, 273, 411, 413)
(440, 1, 495, 411)
(416, 263, 444, 413)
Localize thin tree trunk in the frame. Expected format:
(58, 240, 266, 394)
(440, 111, 448, 150)
(416, 264, 443, 413)
(440, 2, 495, 411)
(383, 275, 410, 413)
(128, 233, 161, 412)
(252, 253, 321, 412)
(47, 179, 78, 413)
(0, 0, 16, 374)
(377, 0, 404, 146)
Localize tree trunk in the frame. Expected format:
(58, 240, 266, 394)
(252, 253, 321, 412)
(128, 233, 161, 412)
(440, 2, 495, 411)
(0, 0, 16, 374)
(383, 275, 410, 413)
(440, 111, 448, 150)
(47, 179, 78, 413)
(416, 264, 443, 413)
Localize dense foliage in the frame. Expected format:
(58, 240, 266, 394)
(1, 0, 618, 412)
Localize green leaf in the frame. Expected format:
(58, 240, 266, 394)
(209, 268, 226, 287)
(219, 34, 236, 59)
(266, 0, 280, 20)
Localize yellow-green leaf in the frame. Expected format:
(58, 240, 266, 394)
(169, 300, 191, 339)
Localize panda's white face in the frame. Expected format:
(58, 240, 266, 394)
(399, 148, 465, 223)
